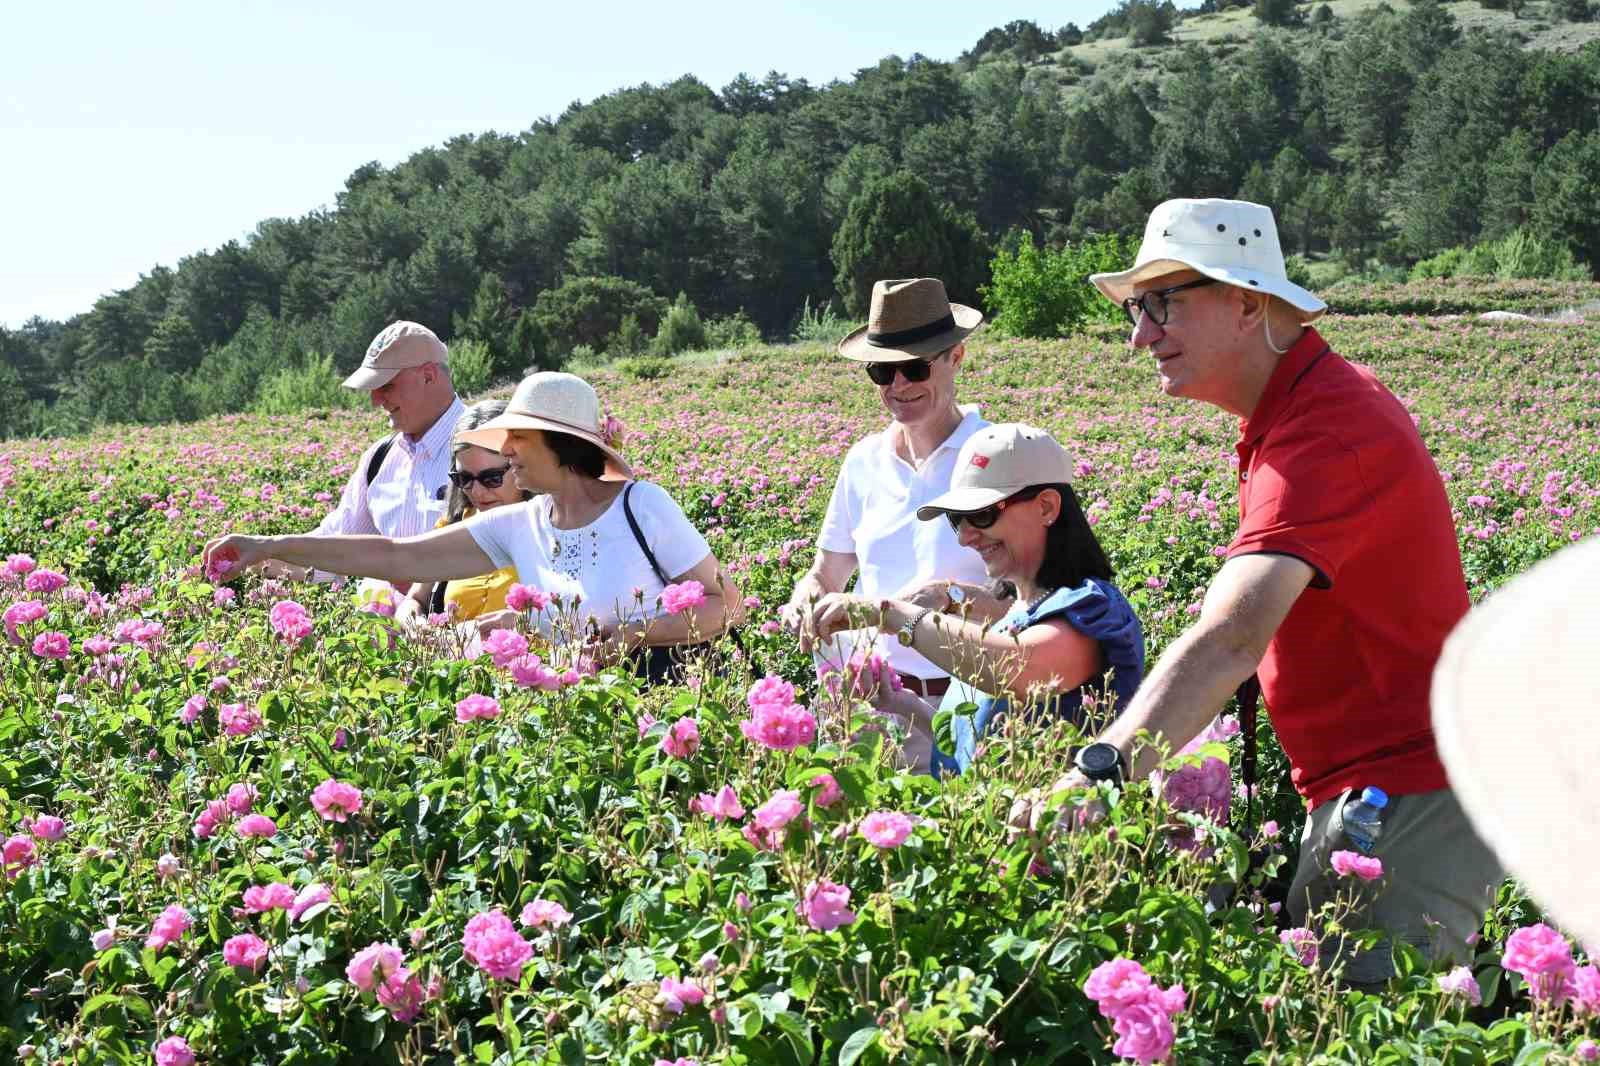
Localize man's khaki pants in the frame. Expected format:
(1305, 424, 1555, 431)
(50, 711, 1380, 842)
(1285, 786, 1505, 986)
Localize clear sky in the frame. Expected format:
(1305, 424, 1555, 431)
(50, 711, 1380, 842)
(0, 0, 1142, 329)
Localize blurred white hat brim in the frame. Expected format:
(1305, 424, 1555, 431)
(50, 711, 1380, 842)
(1431, 535, 1600, 947)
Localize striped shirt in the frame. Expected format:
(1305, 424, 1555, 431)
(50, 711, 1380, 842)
(313, 396, 466, 540)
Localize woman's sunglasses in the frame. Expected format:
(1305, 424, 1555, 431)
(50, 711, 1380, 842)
(449, 466, 511, 490)
(946, 486, 1046, 532)
(863, 348, 948, 387)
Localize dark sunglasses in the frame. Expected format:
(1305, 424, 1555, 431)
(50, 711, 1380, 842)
(1120, 277, 1217, 327)
(946, 486, 1047, 532)
(449, 465, 511, 490)
(864, 348, 947, 387)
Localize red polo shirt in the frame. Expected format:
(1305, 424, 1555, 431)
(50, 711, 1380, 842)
(1229, 327, 1467, 807)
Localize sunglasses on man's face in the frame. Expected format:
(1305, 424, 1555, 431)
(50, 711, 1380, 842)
(864, 348, 947, 387)
(449, 466, 511, 490)
(946, 487, 1046, 532)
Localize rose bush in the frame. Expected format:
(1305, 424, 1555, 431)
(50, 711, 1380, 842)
(0, 321, 1597, 1062)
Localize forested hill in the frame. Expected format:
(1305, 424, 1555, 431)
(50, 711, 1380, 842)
(5, 0, 1600, 438)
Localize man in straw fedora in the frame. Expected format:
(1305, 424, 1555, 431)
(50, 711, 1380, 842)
(781, 278, 1003, 698)
(1432, 535, 1600, 954)
(1014, 199, 1502, 985)
(265, 319, 465, 583)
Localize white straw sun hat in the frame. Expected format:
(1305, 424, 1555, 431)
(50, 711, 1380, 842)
(1431, 535, 1600, 947)
(1090, 198, 1326, 320)
(454, 372, 631, 481)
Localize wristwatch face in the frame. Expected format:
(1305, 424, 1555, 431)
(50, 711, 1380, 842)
(1078, 743, 1122, 779)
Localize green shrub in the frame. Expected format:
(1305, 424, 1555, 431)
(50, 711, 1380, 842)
(704, 310, 762, 349)
(529, 275, 668, 360)
(790, 297, 853, 344)
(651, 292, 708, 356)
(1409, 229, 1589, 282)
(981, 231, 1139, 338)
(447, 337, 496, 398)
(614, 354, 676, 380)
(252, 353, 361, 416)
(609, 313, 647, 359)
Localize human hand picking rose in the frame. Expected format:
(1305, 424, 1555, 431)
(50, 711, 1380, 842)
(202, 535, 277, 583)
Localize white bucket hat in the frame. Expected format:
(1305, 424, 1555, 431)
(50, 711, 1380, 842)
(915, 423, 1073, 520)
(454, 372, 632, 481)
(1431, 535, 1600, 947)
(1089, 198, 1326, 320)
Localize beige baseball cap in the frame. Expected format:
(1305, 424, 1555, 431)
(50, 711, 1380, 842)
(916, 423, 1073, 520)
(1431, 535, 1600, 948)
(342, 321, 448, 391)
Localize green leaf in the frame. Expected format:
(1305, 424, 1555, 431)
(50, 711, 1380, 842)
(838, 1025, 881, 1066)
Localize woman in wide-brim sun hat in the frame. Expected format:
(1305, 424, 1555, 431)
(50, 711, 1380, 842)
(806, 422, 1146, 774)
(204, 371, 744, 666)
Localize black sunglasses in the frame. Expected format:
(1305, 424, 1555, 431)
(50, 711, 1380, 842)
(1120, 277, 1218, 327)
(449, 465, 511, 490)
(864, 348, 948, 387)
(946, 486, 1047, 532)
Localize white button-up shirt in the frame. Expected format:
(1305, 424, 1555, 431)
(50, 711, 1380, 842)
(816, 406, 992, 677)
(313, 396, 465, 540)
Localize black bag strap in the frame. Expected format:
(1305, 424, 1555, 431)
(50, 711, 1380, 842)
(1236, 673, 1261, 841)
(366, 433, 399, 486)
(623, 482, 671, 586)
(428, 580, 447, 616)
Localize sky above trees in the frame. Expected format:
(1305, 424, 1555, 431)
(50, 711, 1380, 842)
(1, 0, 1137, 328)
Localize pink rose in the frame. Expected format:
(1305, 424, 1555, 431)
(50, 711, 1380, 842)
(377, 967, 428, 1022)
(24, 569, 68, 595)
(1279, 928, 1318, 967)
(289, 883, 332, 922)
(1084, 958, 1155, 1015)
(462, 910, 534, 982)
(1572, 965, 1600, 1015)
(31, 631, 70, 659)
(739, 701, 817, 752)
(218, 702, 262, 738)
(659, 580, 706, 615)
(455, 694, 502, 723)
(747, 675, 795, 713)
(235, 814, 277, 839)
(1328, 850, 1383, 882)
(1162, 756, 1231, 820)
(660, 717, 701, 758)
(658, 975, 705, 1013)
(859, 810, 915, 849)
(242, 882, 297, 913)
(223, 932, 270, 974)
(797, 879, 856, 932)
(153, 1036, 195, 1066)
(1110, 1000, 1178, 1064)
(505, 584, 549, 612)
(146, 905, 192, 951)
(691, 785, 744, 822)
(1503, 923, 1577, 1004)
(508, 654, 560, 690)
(5, 553, 36, 576)
(225, 782, 258, 815)
(521, 899, 574, 929)
(268, 600, 314, 644)
(752, 789, 804, 831)
(482, 628, 529, 667)
(310, 779, 363, 822)
(1437, 965, 1482, 1005)
(180, 694, 207, 725)
(809, 772, 844, 808)
(347, 941, 406, 993)
(27, 815, 66, 842)
(3, 834, 39, 878)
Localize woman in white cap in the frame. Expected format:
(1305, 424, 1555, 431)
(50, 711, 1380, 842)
(393, 399, 530, 632)
(812, 423, 1144, 773)
(203, 372, 744, 665)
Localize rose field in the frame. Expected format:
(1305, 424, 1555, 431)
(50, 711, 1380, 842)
(3, 309, 1600, 1065)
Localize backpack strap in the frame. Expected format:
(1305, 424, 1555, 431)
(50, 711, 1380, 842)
(623, 482, 671, 586)
(366, 434, 399, 486)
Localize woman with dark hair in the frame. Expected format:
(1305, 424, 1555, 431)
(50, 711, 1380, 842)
(395, 399, 530, 633)
(814, 423, 1144, 774)
(204, 373, 744, 663)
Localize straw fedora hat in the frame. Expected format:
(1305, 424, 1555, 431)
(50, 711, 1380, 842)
(837, 278, 984, 362)
(1090, 199, 1326, 320)
(454, 372, 632, 481)
(1431, 535, 1600, 947)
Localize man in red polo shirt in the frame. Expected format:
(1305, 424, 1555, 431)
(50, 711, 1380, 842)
(1023, 199, 1502, 985)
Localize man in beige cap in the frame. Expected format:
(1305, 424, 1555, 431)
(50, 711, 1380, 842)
(265, 320, 465, 581)
(781, 278, 1002, 698)
(1016, 199, 1502, 986)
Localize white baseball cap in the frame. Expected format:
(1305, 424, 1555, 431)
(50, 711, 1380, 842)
(916, 423, 1073, 521)
(1089, 198, 1326, 319)
(1431, 535, 1600, 947)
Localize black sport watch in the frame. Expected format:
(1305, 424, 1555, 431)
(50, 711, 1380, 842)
(1074, 742, 1127, 785)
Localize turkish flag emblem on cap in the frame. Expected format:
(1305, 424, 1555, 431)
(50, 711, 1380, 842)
(970, 454, 990, 468)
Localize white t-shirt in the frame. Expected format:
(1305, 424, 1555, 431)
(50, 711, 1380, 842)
(816, 406, 992, 677)
(464, 481, 712, 641)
